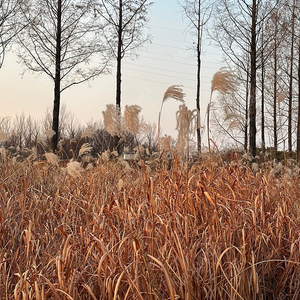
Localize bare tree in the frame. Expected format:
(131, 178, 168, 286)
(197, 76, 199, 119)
(179, 0, 212, 156)
(97, 0, 151, 109)
(297, 40, 300, 160)
(96, 0, 151, 153)
(140, 121, 158, 154)
(0, 0, 24, 68)
(287, 0, 296, 155)
(17, 0, 110, 152)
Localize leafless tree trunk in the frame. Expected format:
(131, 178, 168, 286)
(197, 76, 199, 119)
(116, 0, 123, 111)
(52, 0, 62, 152)
(196, 11, 202, 155)
(249, 0, 257, 158)
(297, 42, 300, 161)
(273, 12, 278, 157)
(260, 21, 266, 157)
(288, 0, 296, 155)
(180, 0, 211, 156)
(245, 63, 250, 151)
(181, 0, 211, 156)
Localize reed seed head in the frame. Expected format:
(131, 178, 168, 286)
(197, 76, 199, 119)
(78, 143, 93, 157)
(44, 152, 59, 166)
(45, 129, 56, 139)
(211, 69, 236, 95)
(0, 130, 8, 143)
(81, 128, 94, 139)
(159, 135, 172, 151)
(66, 161, 83, 177)
(163, 85, 185, 103)
(123, 105, 142, 134)
(102, 104, 120, 136)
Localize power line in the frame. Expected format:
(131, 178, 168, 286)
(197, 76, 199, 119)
(138, 50, 223, 67)
(123, 74, 195, 89)
(151, 42, 188, 50)
(141, 49, 195, 60)
(124, 62, 195, 77)
(155, 35, 189, 43)
(150, 41, 224, 57)
(123, 75, 211, 93)
(137, 55, 196, 66)
(123, 67, 196, 82)
(151, 25, 183, 32)
(136, 54, 222, 68)
(124, 61, 214, 80)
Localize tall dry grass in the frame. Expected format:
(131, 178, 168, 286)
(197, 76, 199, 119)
(0, 153, 300, 299)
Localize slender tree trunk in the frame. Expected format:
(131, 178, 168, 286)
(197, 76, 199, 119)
(273, 17, 278, 158)
(115, 0, 123, 154)
(261, 21, 265, 158)
(245, 64, 249, 151)
(116, 0, 122, 110)
(52, 0, 62, 152)
(288, 1, 295, 156)
(261, 60, 265, 157)
(249, 0, 257, 158)
(196, 0, 201, 156)
(297, 42, 300, 161)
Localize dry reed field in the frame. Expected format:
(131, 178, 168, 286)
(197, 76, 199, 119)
(1, 154, 300, 300)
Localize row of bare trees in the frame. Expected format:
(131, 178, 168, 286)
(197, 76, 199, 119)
(180, 0, 300, 161)
(3, 0, 300, 160)
(209, 0, 300, 160)
(0, 0, 152, 152)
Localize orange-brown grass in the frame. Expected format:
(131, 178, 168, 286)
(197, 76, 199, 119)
(0, 157, 300, 299)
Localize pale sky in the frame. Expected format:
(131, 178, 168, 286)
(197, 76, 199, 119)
(0, 0, 223, 141)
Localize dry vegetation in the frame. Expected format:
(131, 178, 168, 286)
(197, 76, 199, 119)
(1, 152, 300, 300)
